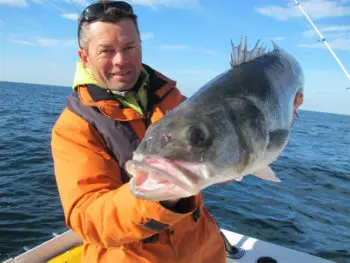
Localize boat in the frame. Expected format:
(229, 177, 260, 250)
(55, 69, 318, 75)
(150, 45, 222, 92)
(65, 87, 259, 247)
(3, 228, 335, 263)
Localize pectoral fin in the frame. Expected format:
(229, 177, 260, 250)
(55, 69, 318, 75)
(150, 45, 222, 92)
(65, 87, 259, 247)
(252, 166, 281, 182)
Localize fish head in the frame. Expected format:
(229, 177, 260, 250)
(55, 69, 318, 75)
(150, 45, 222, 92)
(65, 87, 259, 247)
(126, 97, 269, 201)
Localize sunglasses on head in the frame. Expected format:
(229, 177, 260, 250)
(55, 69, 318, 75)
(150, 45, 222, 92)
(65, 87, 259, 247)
(77, 1, 134, 47)
(78, 1, 134, 24)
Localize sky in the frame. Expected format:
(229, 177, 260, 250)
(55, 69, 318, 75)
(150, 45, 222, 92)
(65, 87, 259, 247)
(0, 0, 349, 115)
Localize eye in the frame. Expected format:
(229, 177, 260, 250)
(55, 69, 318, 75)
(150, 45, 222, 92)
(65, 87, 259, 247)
(124, 46, 137, 55)
(187, 125, 210, 148)
(99, 48, 114, 55)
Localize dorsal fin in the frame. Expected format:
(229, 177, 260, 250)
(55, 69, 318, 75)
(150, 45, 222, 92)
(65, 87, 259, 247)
(271, 40, 280, 50)
(230, 36, 271, 68)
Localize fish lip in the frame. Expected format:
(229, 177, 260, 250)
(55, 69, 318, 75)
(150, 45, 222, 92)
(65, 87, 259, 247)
(128, 177, 183, 201)
(127, 154, 203, 198)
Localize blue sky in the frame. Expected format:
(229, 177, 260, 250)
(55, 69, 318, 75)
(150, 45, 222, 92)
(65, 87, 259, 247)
(0, 0, 349, 115)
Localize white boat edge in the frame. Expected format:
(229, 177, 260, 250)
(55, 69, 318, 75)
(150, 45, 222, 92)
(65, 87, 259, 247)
(221, 229, 335, 263)
(2, 228, 336, 263)
(2, 230, 82, 263)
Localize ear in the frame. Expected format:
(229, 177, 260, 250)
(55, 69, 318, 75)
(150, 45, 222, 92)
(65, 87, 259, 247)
(78, 48, 89, 67)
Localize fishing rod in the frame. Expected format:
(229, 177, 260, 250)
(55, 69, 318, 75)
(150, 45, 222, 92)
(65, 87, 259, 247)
(292, 0, 350, 89)
(69, 0, 81, 12)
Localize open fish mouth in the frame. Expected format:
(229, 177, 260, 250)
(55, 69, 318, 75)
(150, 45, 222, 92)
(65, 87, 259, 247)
(125, 154, 205, 201)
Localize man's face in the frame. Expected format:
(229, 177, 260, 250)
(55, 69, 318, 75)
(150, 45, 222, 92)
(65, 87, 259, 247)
(79, 19, 142, 91)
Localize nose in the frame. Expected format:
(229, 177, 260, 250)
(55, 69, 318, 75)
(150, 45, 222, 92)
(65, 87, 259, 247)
(112, 51, 127, 65)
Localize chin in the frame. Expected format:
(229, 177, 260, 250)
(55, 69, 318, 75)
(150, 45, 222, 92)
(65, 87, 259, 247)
(106, 78, 137, 91)
(105, 83, 131, 92)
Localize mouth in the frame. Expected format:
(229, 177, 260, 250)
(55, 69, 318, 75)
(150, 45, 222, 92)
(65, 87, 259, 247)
(125, 154, 203, 201)
(109, 71, 132, 80)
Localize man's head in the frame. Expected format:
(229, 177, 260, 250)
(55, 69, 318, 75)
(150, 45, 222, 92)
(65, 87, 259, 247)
(78, 1, 142, 91)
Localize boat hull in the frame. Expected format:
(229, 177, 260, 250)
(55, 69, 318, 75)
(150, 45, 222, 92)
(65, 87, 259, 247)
(3, 229, 335, 263)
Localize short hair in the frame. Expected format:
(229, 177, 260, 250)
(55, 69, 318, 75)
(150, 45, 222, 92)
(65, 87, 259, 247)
(78, 1, 140, 50)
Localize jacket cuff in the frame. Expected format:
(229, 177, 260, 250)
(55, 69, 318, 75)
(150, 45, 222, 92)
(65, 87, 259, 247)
(161, 196, 197, 214)
(124, 184, 198, 229)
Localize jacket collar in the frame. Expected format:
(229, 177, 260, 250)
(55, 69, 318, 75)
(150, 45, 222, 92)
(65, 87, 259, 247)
(73, 60, 175, 103)
(74, 63, 177, 121)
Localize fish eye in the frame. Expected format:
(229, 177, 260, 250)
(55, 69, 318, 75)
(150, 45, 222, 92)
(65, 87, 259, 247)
(187, 125, 210, 148)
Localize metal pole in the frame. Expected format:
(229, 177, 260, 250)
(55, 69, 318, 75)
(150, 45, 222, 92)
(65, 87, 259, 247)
(292, 0, 350, 88)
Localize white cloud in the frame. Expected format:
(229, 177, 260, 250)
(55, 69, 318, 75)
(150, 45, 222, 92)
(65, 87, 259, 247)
(318, 31, 350, 39)
(256, 0, 350, 20)
(303, 25, 350, 37)
(141, 32, 154, 41)
(0, 0, 26, 7)
(30, 0, 43, 4)
(37, 38, 77, 46)
(11, 39, 34, 45)
(298, 42, 324, 49)
(159, 44, 191, 50)
(11, 38, 77, 47)
(0, 0, 48, 6)
(37, 38, 60, 46)
(130, 0, 199, 9)
(265, 36, 287, 41)
(66, 0, 199, 9)
(62, 40, 78, 46)
(61, 13, 79, 20)
(299, 38, 350, 51)
(68, 0, 89, 6)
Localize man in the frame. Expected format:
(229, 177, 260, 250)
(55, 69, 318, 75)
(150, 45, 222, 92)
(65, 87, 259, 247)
(51, 1, 226, 262)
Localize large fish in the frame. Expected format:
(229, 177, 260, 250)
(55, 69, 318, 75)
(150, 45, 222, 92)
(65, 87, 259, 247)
(125, 36, 304, 201)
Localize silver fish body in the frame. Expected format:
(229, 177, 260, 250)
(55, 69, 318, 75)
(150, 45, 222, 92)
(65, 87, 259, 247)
(125, 38, 304, 201)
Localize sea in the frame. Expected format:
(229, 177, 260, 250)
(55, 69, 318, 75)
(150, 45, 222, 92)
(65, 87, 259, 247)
(0, 81, 349, 262)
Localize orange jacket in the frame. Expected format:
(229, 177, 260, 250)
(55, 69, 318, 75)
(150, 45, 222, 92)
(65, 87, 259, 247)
(51, 66, 226, 263)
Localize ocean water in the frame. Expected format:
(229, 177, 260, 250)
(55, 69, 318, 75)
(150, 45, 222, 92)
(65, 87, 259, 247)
(0, 81, 349, 262)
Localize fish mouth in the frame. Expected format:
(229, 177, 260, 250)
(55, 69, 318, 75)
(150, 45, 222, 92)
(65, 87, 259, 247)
(125, 154, 205, 201)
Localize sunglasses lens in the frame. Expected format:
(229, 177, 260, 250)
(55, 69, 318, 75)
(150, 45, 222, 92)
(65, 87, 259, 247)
(81, 1, 133, 22)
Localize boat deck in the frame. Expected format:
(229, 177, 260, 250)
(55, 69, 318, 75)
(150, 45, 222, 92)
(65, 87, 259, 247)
(3, 229, 335, 263)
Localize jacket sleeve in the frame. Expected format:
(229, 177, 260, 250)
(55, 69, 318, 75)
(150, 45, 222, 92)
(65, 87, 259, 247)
(51, 107, 198, 247)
